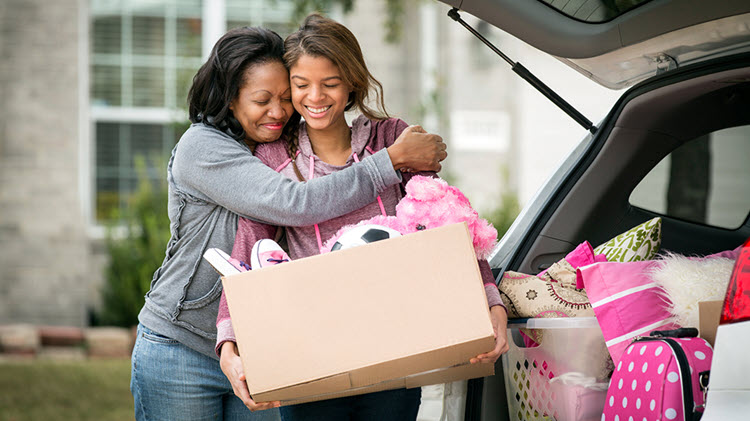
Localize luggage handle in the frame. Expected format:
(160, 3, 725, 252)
(651, 327, 699, 338)
(696, 370, 711, 411)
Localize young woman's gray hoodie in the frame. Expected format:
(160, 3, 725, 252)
(138, 123, 402, 358)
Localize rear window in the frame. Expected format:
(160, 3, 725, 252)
(630, 125, 750, 229)
(538, 0, 652, 23)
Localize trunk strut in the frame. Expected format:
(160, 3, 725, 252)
(448, 8, 598, 134)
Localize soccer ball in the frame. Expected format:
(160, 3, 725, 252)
(330, 224, 402, 251)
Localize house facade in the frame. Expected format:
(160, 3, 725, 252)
(0, 0, 618, 326)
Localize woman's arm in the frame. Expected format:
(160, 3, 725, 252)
(479, 260, 505, 310)
(470, 260, 509, 364)
(471, 305, 509, 364)
(173, 124, 445, 226)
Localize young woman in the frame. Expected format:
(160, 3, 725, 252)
(130, 26, 447, 421)
(215, 15, 508, 421)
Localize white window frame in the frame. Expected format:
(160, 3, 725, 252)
(85, 0, 298, 235)
(85, 0, 223, 235)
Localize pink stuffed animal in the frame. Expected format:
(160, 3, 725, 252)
(322, 176, 498, 260)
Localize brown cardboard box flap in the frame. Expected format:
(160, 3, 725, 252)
(279, 378, 407, 406)
(223, 223, 495, 401)
(405, 361, 495, 389)
(267, 361, 494, 406)
(699, 300, 723, 347)
(257, 372, 353, 402)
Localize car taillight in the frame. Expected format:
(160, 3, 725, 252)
(720, 237, 750, 325)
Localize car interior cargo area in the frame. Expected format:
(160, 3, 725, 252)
(517, 61, 750, 276)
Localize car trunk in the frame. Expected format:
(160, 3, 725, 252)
(436, 2, 750, 419)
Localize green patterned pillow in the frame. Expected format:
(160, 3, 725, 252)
(594, 217, 662, 262)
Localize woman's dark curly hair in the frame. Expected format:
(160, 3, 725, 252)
(187, 26, 299, 144)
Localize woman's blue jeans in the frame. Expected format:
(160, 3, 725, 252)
(130, 323, 280, 421)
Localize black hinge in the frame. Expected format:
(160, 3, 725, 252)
(448, 8, 598, 135)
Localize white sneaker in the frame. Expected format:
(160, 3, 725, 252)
(203, 248, 249, 275)
(250, 239, 291, 269)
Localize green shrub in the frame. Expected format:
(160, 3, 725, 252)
(96, 157, 170, 327)
(482, 190, 521, 239)
(481, 166, 521, 238)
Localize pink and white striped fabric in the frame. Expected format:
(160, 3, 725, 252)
(578, 261, 680, 364)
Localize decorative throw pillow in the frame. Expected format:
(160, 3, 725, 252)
(536, 240, 608, 288)
(498, 271, 594, 320)
(704, 244, 743, 260)
(577, 260, 679, 364)
(502, 241, 606, 348)
(543, 259, 579, 289)
(593, 217, 662, 263)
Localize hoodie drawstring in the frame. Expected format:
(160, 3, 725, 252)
(310, 149, 387, 253)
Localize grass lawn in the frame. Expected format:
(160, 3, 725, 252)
(0, 358, 133, 421)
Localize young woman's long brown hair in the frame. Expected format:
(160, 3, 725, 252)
(282, 13, 389, 180)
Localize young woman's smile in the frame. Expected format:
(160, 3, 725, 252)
(290, 55, 352, 133)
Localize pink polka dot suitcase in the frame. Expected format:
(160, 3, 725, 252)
(602, 328, 713, 421)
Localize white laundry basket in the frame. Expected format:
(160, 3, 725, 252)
(502, 317, 611, 421)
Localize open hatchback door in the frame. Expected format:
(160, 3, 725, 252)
(441, 0, 750, 89)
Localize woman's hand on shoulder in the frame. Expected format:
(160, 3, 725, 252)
(219, 341, 281, 411)
(387, 125, 447, 173)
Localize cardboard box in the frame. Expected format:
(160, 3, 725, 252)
(222, 223, 496, 405)
(699, 300, 724, 347)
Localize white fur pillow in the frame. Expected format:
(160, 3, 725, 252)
(648, 253, 734, 328)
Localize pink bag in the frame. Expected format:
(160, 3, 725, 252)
(603, 328, 712, 421)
